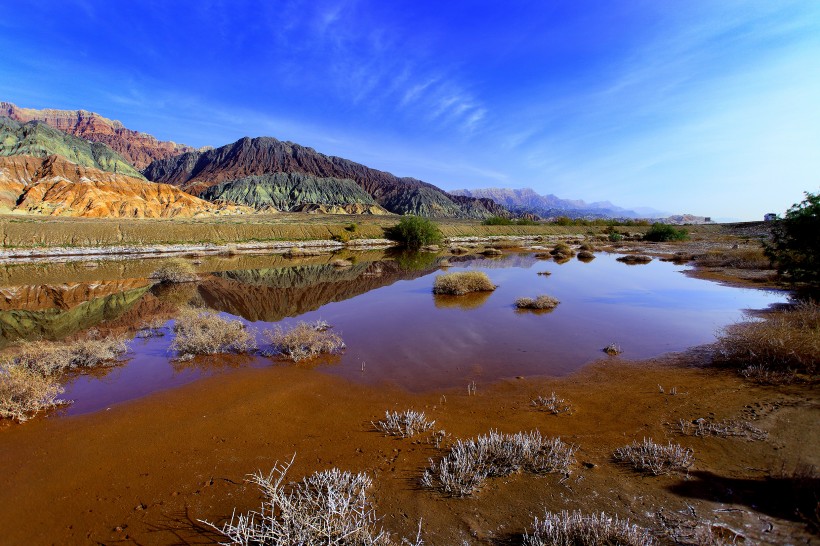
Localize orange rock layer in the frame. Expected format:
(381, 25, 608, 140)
(0, 155, 250, 218)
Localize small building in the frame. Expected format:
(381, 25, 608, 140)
(764, 213, 777, 222)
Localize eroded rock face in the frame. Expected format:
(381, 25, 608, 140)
(144, 136, 509, 219)
(0, 155, 250, 218)
(2, 101, 200, 170)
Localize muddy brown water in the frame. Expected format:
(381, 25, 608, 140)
(1, 250, 815, 545)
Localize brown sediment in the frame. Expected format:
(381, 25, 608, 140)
(0, 353, 816, 545)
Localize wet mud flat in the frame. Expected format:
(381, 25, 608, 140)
(0, 356, 817, 545)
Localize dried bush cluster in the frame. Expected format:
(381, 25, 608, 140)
(613, 438, 694, 476)
(694, 247, 771, 269)
(204, 458, 421, 546)
(0, 334, 128, 421)
(550, 243, 575, 261)
(265, 321, 346, 362)
(432, 271, 496, 296)
(9, 337, 128, 375)
(516, 295, 560, 310)
(531, 392, 572, 415)
(0, 365, 65, 422)
(422, 430, 576, 496)
(523, 510, 656, 546)
(677, 418, 768, 441)
(716, 301, 818, 380)
(617, 255, 653, 264)
(171, 308, 256, 358)
(373, 410, 435, 438)
(149, 258, 198, 283)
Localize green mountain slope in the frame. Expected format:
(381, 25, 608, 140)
(200, 172, 378, 210)
(0, 116, 143, 178)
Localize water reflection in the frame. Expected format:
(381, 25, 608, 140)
(0, 250, 790, 414)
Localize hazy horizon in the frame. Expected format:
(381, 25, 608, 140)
(1, 1, 818, 220)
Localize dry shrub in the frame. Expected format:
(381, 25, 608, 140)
(264, 321, 345, 362)
(432, 271, 496, 296)
(524, 511, 656, 546)
(695, 247, 771, 269)
(449, 246, 470, 254)
(579, 242, 596, 251)
(532, 392, 572, 415)
(677, 418, 768, 441)
(617, 255, 653, 264)
(716, 302, 818, 377)
(577, 250, 596, 261)
(373, 410, 435, 437)
(149, 258, 198, 283)
(0, 364, 65, 422)
(171, 308, 256, 357)
(331, 258, 353, 268)
(614, 438, 693, 475)
(516, 295, 560, 310)
(422, 430, 576, 496)
(203, 457, 421, 546)
(136, 318, 167, 338)
(11, 336, 128, 375)
(550, 243, 575, 260)
(481, 248, 503, 256)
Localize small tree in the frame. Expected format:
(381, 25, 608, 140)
(384, 216, 442, 249)
(765, 191, 820, 284)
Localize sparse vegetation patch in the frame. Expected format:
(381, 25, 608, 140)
(677, 418, 768, 441)
(715, 301, 818, 379)
(0, 363, 65, 422)
(171, 308, 256, 357)
(203, 457, 421, 546)
(11, 336, 129, 375)
(516, 295, 560, 310)
(531, 392, 572, 415)
(617, 255, 652, 264)
(422, 430, 575, 496)
(524, 510, 657, 546)
(373, 410, 436, 438)
(614, 438, 693, 475)
(432, 271, 496, 295)
(149, 258, 198, 283)
(264, 321, 345, 362)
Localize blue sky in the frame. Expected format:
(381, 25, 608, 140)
(1, 1, 818, 219)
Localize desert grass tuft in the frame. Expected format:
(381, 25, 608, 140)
(0, 363, 66, 422)
(532, 392, 572, 415)
(516, 295, 560, 310)
(171, 308, 256, 357)
(716, 301, 818, 378)
(677, 418, 768, 441)
(695, 247, 771, 269)
(11, 336, 129, 375)
(264, 321, 345, 362)
(432, 271, 496, 296)
(614, 438, 693, 475)
(149, 258, 198, 283)
(202, 457, 421, 546)
(373, 410, 436, 438)
(523, 510, 656, 546)
(577, 250, 596, 261)
(422, 430, 575, 496)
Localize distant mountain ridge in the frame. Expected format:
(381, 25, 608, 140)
(2, 101, 202, 169)
(450, 187, 668, 219)
(143, 136, 506, 218)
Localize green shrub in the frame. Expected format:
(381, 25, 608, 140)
(384, 216, 442, 249)
(765, 192, 820, 284)
(482, 216, 513, 226)
(644, 223, 688, 242)
(515, 218, 539, 226)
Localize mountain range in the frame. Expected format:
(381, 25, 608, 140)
(0, 100, 697, 222)
(450, 187, 669, 219)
